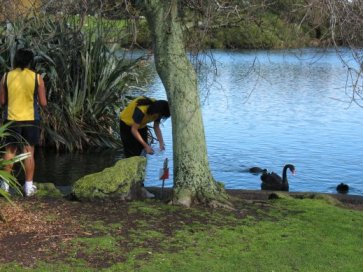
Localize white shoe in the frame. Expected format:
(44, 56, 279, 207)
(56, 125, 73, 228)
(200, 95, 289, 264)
(0, 179, 9, 192)
(142, 187, 155, 198)
(146, 190, 155, 198)
(24, 184, 37, 197)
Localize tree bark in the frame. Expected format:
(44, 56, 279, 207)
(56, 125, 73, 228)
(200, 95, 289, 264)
(140, 0, 229, 207)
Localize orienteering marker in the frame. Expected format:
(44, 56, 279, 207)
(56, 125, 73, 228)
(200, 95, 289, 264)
(159, 158, 169, 198)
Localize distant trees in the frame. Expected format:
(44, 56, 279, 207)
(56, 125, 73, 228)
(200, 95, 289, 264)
(305, 0, 363, 107)
(0, 0, 40, 21)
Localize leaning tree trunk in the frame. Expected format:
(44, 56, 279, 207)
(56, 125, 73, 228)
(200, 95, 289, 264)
(142, 0, 229, 207)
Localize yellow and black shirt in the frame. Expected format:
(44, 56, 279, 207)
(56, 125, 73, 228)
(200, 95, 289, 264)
(4, 68, 40, 121)
(120, 97, 160, 128)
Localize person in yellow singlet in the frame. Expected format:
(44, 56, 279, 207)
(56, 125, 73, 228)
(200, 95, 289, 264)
(0, 48, 47, 196)
(119, 96, 170, 158)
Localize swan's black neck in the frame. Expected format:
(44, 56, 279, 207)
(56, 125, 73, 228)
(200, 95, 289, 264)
(282, 164, 294, 183)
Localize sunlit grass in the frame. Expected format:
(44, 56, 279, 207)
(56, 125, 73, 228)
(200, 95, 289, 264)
(1, 196, 361, 271)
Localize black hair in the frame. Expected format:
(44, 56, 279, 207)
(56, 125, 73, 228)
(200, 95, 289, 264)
(13, 48, 34, 69)
(148, 100, 170, 119)
(137, 97, 170, 119)
(137, 97, 153, 106)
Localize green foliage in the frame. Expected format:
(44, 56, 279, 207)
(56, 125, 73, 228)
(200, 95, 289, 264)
(130, 19, 152, 49)
(0, 15, 142, 151)
(0, 123, 29, 200)
(74, 15, 151, 49)
(204, 13, 310, 50)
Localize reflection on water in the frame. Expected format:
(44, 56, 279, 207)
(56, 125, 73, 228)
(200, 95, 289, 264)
(31, 148, 122, 186)
(30, 49, 363, 196)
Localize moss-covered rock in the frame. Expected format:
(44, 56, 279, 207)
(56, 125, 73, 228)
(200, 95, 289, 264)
(72, 156, 147, 201)
(35, 183, 63, 198)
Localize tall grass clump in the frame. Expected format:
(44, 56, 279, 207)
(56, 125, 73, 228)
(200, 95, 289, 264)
(0, 123, 30, 201)
(0, 14, 142, 151)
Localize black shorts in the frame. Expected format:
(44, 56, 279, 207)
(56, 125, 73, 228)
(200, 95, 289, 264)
(2, 120, 40, 146)
(120, 120, 148, 158)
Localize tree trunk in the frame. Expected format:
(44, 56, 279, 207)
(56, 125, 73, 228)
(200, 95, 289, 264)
(141, 0, 229, 207)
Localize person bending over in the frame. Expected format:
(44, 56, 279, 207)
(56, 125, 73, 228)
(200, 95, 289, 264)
(119, 96, 170, 158)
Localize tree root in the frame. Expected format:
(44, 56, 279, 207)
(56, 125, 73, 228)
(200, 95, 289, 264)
(170, 196, 234, 210)
(169, 186, 234, 210)
(209, 199, 235, 210)
(169, 194, 192, 207)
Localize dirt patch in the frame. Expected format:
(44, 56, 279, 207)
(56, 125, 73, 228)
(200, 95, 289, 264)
(0, 189, 362, 268)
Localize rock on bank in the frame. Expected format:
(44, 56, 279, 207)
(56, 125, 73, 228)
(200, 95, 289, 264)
(72, 156, 147, 201)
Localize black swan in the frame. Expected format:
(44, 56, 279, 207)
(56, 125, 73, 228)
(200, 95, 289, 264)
(248, 167, 267, 174)
(260, 164, 296, 191)
(336, 183, 349, 194)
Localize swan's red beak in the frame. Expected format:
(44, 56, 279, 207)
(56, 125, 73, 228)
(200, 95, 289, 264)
(292, 170, 296, 176)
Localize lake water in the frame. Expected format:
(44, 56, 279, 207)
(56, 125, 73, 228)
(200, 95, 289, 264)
(33, 48, 363, 196)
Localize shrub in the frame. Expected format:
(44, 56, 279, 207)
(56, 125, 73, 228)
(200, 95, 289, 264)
(0, 15, 142, 151)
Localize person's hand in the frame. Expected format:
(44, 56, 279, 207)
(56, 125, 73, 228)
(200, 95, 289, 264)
(144, 145, 154, 155)
(159, 143, 165, 151)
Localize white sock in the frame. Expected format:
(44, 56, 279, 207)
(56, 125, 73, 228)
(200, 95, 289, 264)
(25, 181, 33, 188)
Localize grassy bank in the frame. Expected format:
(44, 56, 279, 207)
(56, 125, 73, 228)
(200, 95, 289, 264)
(0, 191, 362, 271)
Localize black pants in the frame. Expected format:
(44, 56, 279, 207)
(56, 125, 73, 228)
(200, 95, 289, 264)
(119, 120, 148, 158)
(3, 120, 40, 146)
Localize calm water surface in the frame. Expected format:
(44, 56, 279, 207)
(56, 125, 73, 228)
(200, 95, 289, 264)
(34, 49, 363, 196)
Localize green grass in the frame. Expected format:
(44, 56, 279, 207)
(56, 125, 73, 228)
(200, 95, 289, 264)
(125, 199, 362, 272)
(70, 235, 120, 255)
(1, 197, 362, 271)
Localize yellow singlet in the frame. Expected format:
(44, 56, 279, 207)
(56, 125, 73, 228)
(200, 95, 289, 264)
(5, 68, 39, 121)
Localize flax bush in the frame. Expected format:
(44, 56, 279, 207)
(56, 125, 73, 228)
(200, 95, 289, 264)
(0, 14, 142, 151)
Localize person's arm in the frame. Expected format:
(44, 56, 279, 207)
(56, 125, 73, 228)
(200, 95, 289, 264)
(0, 74, 6, 107)
(37, 75, 47, 108)
(153, 121, 165, 151)
(131, 123, 154, 155)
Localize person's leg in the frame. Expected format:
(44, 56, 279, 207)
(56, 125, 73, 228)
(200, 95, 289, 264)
(23, 145, 35, 182)
(3, 121, 20, 171)
(119, 122, 154, 197)
(3, 144, 17, 172)
(22, 122, 39, 196)
(22, 145, 37, 196)
(1, 121, 20, 192)
(0, 145, 18, 192)
(120, 121, 144, 158)
(137, 126, 155, 198)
